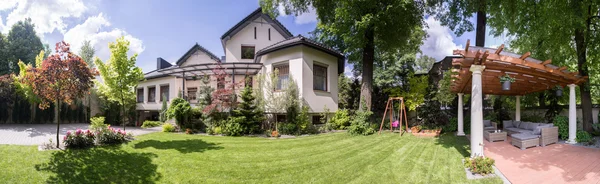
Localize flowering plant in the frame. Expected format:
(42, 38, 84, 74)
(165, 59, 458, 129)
(95, 125, 132, 145)
(64, 129, 95, 149)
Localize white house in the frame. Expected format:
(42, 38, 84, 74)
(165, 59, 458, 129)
(136, 7, 344, 123)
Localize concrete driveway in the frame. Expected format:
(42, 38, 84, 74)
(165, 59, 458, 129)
(0, 124, 161, 145)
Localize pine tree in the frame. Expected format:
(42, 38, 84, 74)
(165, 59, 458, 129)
(233, 86, 263, 134)
(159, 94, 168, 122)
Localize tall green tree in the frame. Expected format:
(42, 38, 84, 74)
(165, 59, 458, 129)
(427, 0, 488, 47)
(7, 18, 44, 74)
(414, 55, 436, 74)
(0, 33, 9, 75)
(95, 37, 144, 130)
(261, 0, 426, 110)
(232, 85, 264, 134)
(79, 40, 95, 68)
(482, 0, 598, 132)
(78, 40, 96, 123)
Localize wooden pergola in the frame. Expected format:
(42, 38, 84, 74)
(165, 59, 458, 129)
(450, 40, 587, 157)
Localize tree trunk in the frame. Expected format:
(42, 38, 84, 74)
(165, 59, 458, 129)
(30, 102, 37, 123)
(359, 26, 375, 111)
(55, 100, 60, 148)
(538, 93, 546, 108)
(475, 0, 487, 47)
(571, 3, 594, 132)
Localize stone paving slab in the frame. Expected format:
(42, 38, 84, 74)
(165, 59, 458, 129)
(0, 124, 161, 145)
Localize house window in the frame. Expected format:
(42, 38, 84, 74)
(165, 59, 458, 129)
(312, 115, 324, 124)
(313, 64, 327, 91)
(187, 87, 198, 100)
(254, 27, 257, 39)
(275, 64, 289, 90)
(276, 114, 287, 123)
(268, 28, 271, 40)
(137, 88, 144, 103)
(147, 86, 156, 102)
(160, 85, 169, 102)
(245, 76, 253, 88)
(241, 46, 255, 59)
(217, 76, 225, 89)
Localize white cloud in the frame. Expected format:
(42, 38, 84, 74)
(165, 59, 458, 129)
(344, 65, 353, 78)
(278, 4, 317, 25)
(419, 16, 462, 60)
(2, 0, 87, 37)
(64, 13, 144, 62)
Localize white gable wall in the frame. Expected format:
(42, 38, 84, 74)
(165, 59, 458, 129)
(225, 17, 287, 63)
(180, 49, 218, 66)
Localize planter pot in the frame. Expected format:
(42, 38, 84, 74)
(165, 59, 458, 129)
(502, 81, 511, 91)
(556, 89, 563, 96)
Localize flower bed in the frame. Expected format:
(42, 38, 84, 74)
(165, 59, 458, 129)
(411, 128, 442, 137)
(63, 126, 133, 149)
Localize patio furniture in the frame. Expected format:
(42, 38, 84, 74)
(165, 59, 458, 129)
(484, 130, 507, 142)
(483, 120, 497, 131)
(511, 133, 539, 150)
(503, 120, 559, 146)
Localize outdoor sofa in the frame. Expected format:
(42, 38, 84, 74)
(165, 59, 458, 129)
(483, 120, 497, 131)
(503, 120, 559, 149)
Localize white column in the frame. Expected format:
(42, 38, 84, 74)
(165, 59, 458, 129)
(567, 84, 577, 144)
(457, 93, 465, 136)
(470, 65, 485, 157)
(515, 96, 521, 121)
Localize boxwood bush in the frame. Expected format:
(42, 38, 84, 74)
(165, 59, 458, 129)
(141, 121, 162, 128)
(553, 115, 568, 140)
(464, 156, 495, 175)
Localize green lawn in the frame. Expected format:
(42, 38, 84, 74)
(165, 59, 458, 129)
(0, 132, 501, 183)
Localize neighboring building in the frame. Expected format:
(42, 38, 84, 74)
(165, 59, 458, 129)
(136, 7, 344, 123)
(428, 56, 460, 86)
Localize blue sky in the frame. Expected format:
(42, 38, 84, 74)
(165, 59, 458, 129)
(0, 0, 508, 75)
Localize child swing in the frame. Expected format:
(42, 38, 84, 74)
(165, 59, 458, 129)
(378, 97, 409, 135)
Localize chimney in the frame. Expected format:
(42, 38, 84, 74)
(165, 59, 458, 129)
(221, 56, 226, 62)
(157, 57, 172, 70)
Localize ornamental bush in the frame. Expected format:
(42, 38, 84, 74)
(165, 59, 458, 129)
(330, 109, 350, 130)
(96, 126, 131, 145)
(223, 117, 245, 136)
(162, 123, 176, 132)
(166, 97, 192, 129)
(464, 156, 495, 175)
(553, 115, 568, 140)
(348, 101, 375, 136)
(90, 116, 107, 132)
(576, 130, 593, 144)
(64, 129, 95, 149)
(141, 120, 162, 128)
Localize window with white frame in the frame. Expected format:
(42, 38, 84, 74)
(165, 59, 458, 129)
(160, 85, 169, 102)
(275, 64, 289, 90)
(313, 64, 327, 91)
(137, 88, 144, 103)
(187, 87, 198, 100)
(148, 86, 156, 102)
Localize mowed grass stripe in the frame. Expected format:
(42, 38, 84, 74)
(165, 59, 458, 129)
(0, 132, 503, 184)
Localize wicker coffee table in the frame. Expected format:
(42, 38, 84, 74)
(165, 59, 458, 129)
(484, 130, 507, 142)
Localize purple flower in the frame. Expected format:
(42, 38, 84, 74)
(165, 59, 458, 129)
(66, 131, 71, 136)
(76, 129, 82, 135)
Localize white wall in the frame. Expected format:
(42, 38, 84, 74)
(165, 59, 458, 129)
(136, 76, 180, 111)
(301, 46, 339, 112)
(180, 49, 218, 66)
(519, 107, 600, 124)
(257, 45, 339, 113)
(224, 17, 287, 63)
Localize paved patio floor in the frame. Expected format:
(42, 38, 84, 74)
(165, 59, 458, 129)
(485, 137, 600, 184)
(0, 124, 161, 145)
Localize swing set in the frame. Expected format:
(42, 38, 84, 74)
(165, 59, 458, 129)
(378, 97, 409, 135)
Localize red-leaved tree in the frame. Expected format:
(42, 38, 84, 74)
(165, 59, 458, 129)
(21, 41, 94, 148)
(203, 63, 244, 114)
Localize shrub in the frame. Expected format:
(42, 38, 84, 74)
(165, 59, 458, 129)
(279, 123, 297, 135)
(159, 94, 168, 122)
(162, 123, 176, 132)
(330, 109, 350, 130)
(297, 106, 313, 134)
(576, 130, 593, 144)
(348, 107, 375, 136)
(553, 115, 568, 140)
(166, 97, 192, 129)
(444, 117, 458, 133)
(141, 121, 162, 128)
(64, 129, 95, 149)
(89, 116, 107, 131)
(593, 124, 600, 136)
(213, 126, 222, 135)
(464, 156, 495, 175)
(223, 117, 245, 136)
(96, 126, 130, 145)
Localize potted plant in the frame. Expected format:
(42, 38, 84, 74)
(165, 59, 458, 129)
(554, 85, 563, 96)
(499, 74, 516, 91)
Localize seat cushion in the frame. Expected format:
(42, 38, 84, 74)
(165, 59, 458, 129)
(506, 127, 522, 132)
(503, 120, 514, 128)
(527, 123, 540, 131)
(519, 122, 531, 129)
(512, 133, 539, 140)
(483, 120, 491, 127)
(484, 126, 495, 130)
(513, 121, 521, 128)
